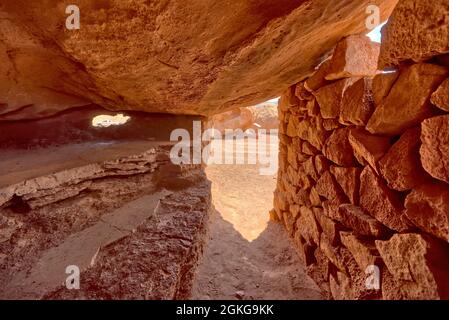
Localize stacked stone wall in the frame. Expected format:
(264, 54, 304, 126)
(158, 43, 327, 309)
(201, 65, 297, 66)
(272, 0, 449, 300)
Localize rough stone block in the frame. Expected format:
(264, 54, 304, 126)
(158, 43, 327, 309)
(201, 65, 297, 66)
(348, 128, 391, 173)
(420, 115, 449, 184)
(314, 78, 355, 119)
(337, 204, 390, 238)
(296, 206, 321, 246)
(340, 78, 374, 126)
(330, 166, 361, 205)
(376, 233, 449, 299)
(378, 0, 449, 68)
(379, 127, 428, 191)
(431, 78, 449, 111)
(325, 35, 380, 80)
(405, 182, 449, 243)
(359, 166, 411, 232)
(315, 171, 347, 203)
(340, 232, 381, 271)
(372, 71, 399, 107)
(366, 63, 448, 135)
(323, 127, 358, 167)
(304, 59, 332, 92)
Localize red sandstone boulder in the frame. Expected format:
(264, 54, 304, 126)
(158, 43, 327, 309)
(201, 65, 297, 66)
(405, 182, 449, 243)
(372, 72, 399, 107)
(366, 63, 448, 135)
(420, 115, 449, 184)
(376, 233, 449, 299)
(337, 204, 390, 238)
(325, 35, 380, 81)
(379, 127, 428, 191)
(348, 128, 391, 172)
(323, 128, 357, 167)
(431, 78, 449, 112)
(330, 166, 361, 205)
(378, 0, 449, 69)
(359, 166, 411, 232)
(314, 78, 355, 119)
(339, 78, 374, 126)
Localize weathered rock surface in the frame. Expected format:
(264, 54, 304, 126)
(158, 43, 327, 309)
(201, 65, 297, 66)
(0, 0, 397, 120)
(325, 35, 380, 80)
(431, 78, 449, 112)
(330, 166, 361, 205)
(378, 0, 449, 69)
(366, 63, 448, 135)
(337, 204, 390, 238)
(313, 208, 342, 245)
(376, 233, 449, 300)
(46, 180, 211, 300)
(323, 128, 357, 167)
(340, 232, 380, 271)
(315, 171, 346, 203)
(340, 78, 374, 126)
(420, 115, 449, 184)
(405, 182, 449, 243)
(297, 206, 320, 246)
(379, 127, 428, 191)
(314, 79, 355, 119)
(372, 71, 399, 107)
(359, 166, 410, 232)
(348, 128, 391, 172)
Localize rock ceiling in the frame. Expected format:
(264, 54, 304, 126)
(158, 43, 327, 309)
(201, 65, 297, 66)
(0, 0, 398, 120)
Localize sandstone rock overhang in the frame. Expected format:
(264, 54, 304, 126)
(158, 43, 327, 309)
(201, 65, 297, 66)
(0, 0, 397, 121)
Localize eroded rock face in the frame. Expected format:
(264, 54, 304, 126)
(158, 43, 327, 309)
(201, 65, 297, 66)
(405, 182, 449, 243)
(379, 127, 428, 191)
(431, 79, 449, 112)
(420, 115, 449, 184)
(378, 0, 449, 69)
(376, 233, 449, 300)
(323, 128, 357, 167)
(340, 78, 374, 126)
(359, 166, 410, 232)
(0, 0, 398, 120)
(325, 35, 380, 81)
(366, 63, 448, 135)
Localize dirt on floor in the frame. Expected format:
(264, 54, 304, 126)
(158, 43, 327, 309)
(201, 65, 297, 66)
(191, 162, 323, 300)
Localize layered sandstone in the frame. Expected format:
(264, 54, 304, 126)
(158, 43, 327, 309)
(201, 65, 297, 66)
(0, 0, 397, 120)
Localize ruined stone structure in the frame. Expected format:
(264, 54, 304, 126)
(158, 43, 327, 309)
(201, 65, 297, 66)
(273, 0, 449, 300)
(1, 0, 449, 300)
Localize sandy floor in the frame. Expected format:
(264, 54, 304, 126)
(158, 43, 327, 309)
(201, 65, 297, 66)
(191, 136, 323, 300)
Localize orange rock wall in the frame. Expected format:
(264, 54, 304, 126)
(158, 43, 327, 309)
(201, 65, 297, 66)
(273, 1, 449, 300)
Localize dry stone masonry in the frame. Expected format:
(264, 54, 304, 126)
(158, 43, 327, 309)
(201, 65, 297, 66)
(272, 0, 449, 300)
